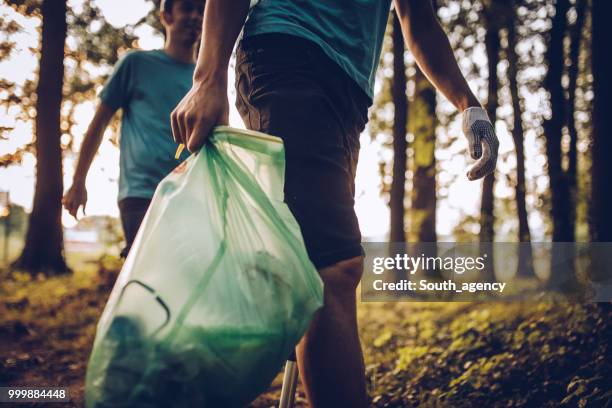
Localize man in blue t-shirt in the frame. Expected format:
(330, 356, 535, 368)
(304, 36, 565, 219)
(63, 0, 205, 257)
(172, 0, 500, 406)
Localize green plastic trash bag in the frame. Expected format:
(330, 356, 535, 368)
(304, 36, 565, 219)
(85, 126, 323, 407)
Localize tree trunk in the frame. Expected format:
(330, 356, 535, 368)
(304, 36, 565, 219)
(411, 66, 439, 278)
(480, 4, 500, 282)
(566, 0, 587, 239)
(590, 0, 612, 242)
(544, 0, 573, 243)
(505, 1, 535, 278)
(543, 0, 578, 290)
(590, 1, 612, 315)
(410, 68, 437, 243)
(389, 12, 408, 244)
(14, 0, 69, 275)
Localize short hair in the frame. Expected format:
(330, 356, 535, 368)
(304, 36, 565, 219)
(160, 0, 174, 12)
(161, 0, 205, 13)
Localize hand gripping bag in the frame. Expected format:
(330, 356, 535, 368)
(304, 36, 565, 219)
(85, 126, 323, 407)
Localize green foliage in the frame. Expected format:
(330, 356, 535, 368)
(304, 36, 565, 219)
(0, 0, 161, 165)
(361, 301, 611, 407)
(395, 345, 444, 373)
(448, 352, 515, 390)
(0, 262, 610, 407)
(366, 0, 594, 243)
(3, 0, 40, 18)
(0, 253, 122, 400)
(373, 329, 393, 348)
(75, 215, 124, 251)
(0, 203, 27, 234)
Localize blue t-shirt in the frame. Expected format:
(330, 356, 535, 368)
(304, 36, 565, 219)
(242, 0, 392, 99)
(99, 49, 193, 201)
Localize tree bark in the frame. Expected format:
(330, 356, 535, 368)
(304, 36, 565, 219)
(544, 0, 573, 243)
(505, 1, 535, 278)
(543, 0, 579, 290)
(411, 69, 437, 243)
(411, 0, 438, 247)
(389, 12, 408, 244)
(590, 0, 612, 313)
(411, 67, 439, 278)
(14, 0, 69, 275)
(566, 0, 587, 239)
(480, 3, 501, 282)
(590, 0, 612, 242)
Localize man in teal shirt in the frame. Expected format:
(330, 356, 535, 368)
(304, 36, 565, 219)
(172, 0, 499, 406)
(63, 0, 204, 257)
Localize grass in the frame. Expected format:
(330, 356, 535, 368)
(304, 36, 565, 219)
(0, 253, 610, 407)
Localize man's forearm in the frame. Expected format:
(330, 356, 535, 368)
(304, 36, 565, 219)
(72, 104, 114, 184)
(193, 0, 250, 84)
(394, 0, 481, 111)
(72, 128, 104, 185)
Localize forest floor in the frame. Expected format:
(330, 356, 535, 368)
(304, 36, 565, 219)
(0, 254, 610, 407)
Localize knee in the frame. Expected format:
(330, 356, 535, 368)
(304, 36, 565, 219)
(319, 256, 363, 292)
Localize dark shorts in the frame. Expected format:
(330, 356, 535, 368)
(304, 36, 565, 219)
(235, 33, 370, 269)
(118, 197, 151, 258)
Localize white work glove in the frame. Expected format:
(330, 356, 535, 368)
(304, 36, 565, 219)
(462, 107, 499, 180)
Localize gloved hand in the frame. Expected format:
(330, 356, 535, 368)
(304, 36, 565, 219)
(462, 106, 499, 180)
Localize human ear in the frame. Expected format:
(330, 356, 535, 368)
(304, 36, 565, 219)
(160, 9, 174, 27)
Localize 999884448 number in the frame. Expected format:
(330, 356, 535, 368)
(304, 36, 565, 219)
(0, 387, 69, 402)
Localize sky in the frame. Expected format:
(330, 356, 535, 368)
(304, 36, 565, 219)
(0, 1, 548, 241)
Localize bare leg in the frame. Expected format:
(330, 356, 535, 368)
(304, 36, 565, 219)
(296, 256, 368, 407)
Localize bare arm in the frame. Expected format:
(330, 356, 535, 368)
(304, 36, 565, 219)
(63, 102, 115, 217)
(394, 0, 498, 180)
(393, 0, 480, 111)
(72, 102, 115, 184)
(193, 0, 250, 84)
(171, 0, 251, 152)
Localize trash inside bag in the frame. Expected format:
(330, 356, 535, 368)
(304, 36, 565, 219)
(85, 126, 323, 407)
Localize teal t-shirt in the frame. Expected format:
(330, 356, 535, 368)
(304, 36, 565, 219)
(242, 0, 392, 99)
(99, 49, 193, 201)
